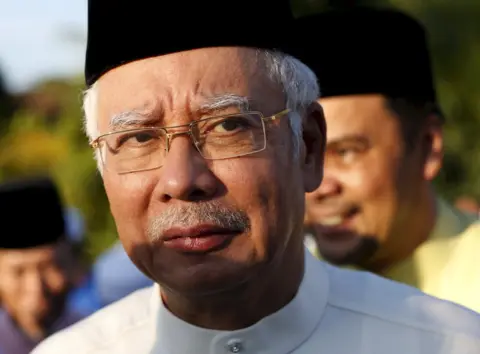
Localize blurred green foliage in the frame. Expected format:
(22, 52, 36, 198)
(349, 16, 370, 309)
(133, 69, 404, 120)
(0, 0, 478, 260)
(0, 77, 114, 260)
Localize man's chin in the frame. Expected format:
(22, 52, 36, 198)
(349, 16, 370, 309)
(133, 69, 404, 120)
(14, 316, 47, 340)
(316, 233, 379, 267)
(154, 255, 257, 297)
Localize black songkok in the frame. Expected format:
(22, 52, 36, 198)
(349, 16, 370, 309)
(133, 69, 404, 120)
(294, 7, 437, 103)
(0, 176, 65, 249)
(85, 0, 297, 86)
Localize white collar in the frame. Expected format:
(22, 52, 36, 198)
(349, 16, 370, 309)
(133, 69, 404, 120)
(151, 251, 329, 354)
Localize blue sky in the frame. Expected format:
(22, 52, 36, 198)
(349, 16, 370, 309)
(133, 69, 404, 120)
(0, 0, 87, 93)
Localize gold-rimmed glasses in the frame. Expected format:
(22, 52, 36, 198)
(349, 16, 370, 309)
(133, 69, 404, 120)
(90, 109, 290, 174)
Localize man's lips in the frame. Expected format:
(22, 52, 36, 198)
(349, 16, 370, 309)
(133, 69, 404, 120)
(162, 224, 239, 240)
(312, 207, 360, 227)
(161, 224, 240, 253)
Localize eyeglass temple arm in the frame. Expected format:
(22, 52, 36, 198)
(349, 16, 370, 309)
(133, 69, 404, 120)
(262, 109, 291, 122)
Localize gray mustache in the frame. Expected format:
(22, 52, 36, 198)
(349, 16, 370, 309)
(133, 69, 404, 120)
(147, 201, 250, 242)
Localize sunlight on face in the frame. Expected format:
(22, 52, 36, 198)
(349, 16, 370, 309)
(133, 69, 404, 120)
(306, 94, 425, 265)
(95, 47, 320, 295)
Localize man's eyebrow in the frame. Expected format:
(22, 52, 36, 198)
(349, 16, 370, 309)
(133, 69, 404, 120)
(109, 110, 157, 131)
(326, 134, 370, 148)
(198, 94, 251, 115)
(108, 94, 251, 131)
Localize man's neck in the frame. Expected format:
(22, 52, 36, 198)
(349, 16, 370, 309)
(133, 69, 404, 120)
(160, 247, 305, 330)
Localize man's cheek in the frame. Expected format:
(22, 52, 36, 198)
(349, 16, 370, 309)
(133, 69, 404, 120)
(212, 158, 270, 190)
(107, 180, 151, 217)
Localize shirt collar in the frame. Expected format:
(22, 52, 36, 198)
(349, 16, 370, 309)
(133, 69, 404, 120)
(429, 198, 478, 241)
(384, 198, 477, 288)
(151, 251, 329, 354)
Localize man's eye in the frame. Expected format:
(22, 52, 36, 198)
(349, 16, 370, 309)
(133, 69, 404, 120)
(336, 148, 359, 163)
(211, 117, 251, 134)
(117, 131, 158, 147)
(132, 132, 154, 143)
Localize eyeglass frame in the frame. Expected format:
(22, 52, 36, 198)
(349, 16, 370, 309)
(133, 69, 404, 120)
(90, 108, 291, 173)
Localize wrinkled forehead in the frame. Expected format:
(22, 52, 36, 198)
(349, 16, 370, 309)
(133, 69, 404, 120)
(0, 245, 58, 269)
(96, 47, 283, 130)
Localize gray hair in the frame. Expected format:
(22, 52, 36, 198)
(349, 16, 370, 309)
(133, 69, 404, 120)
(82, 49, 319, 165)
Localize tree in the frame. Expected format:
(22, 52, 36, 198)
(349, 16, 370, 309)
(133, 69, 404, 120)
(0, 67, 17, 128)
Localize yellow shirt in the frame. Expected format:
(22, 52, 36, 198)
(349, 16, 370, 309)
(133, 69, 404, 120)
(306, 199, 480, 312)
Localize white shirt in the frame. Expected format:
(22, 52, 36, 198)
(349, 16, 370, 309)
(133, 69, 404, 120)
(32, 251, 480, 354)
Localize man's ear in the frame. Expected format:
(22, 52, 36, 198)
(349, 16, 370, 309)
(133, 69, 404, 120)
(422, 114, 443, 181)
(302, 101, 326, 193)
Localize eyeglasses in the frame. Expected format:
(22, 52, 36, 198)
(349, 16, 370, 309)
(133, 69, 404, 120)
(90, 109, 290, 174)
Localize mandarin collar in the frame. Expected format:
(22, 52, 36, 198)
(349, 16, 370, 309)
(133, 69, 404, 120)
(151, 251, 329, 354)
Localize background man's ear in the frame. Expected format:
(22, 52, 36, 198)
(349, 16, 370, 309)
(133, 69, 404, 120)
(422, 114, 443, 181)
(302, 101, 326, 193)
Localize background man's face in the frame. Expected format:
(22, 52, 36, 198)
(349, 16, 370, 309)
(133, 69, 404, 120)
(455, 197, 479, 214)
(305, 94, 430, 266)
(0, 243, 71, 338)
(96, 47, 323, 295)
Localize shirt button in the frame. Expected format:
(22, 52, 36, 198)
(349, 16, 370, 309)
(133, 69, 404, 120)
(226, 339, 244, 353)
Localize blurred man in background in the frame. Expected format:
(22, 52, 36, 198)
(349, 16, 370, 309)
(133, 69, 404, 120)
(0, 177, 85, 354)
(300, 7, 480, 312)
(454, 196, 480, 215)
(92, 241, 152, 306)
(65, 207, 102, 316)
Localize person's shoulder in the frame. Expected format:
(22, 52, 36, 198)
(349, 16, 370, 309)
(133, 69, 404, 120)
(440, 219, 480, 273)
(92, 243, 153, 306)
(324, 263, 480, 339)
(32, 286, 155, 354)
(0, 309, 8, 324)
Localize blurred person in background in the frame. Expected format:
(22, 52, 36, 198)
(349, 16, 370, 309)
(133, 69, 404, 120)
(64, 207, 102, 316)
(0, 177, 85, 354)
(32, 1, 480, 353)
(92, 241, 152, 306)
(300, 7, 480, 312)
(454, 196, 480, 215)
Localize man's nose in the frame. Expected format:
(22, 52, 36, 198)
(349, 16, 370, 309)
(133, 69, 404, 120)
(25, 272, 44, 293)
(308, 174, 342, 201)
(24, 273, 49, 304)
(156, 136, 219, 202)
